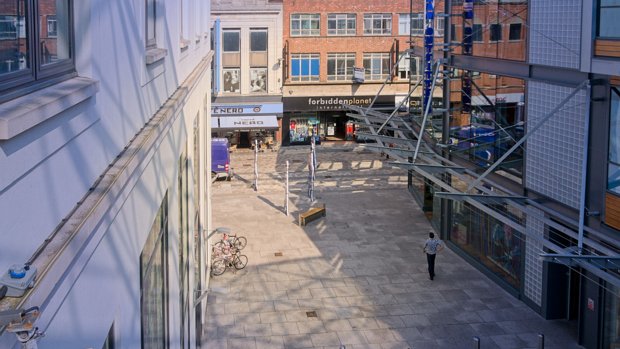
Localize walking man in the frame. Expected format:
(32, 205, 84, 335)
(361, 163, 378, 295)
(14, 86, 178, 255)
(423, 231, 444, 280)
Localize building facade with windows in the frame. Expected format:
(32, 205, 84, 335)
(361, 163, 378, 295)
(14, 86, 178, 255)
(0, 1, 213, 349)
(281, 0, 445, 145)
(210, 0, 283, 149)
(388, 1, 620, 348)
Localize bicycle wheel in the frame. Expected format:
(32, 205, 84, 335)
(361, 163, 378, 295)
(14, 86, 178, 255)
(211, 259, 226, 276)
(233, 236, 247, 250)
(233, 255, 248, 270)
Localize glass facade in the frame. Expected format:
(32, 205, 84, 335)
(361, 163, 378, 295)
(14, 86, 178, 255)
(599, 0, 620, 38)
(447, 71, 525, 179)
(604, 285, 620, 348)
(450, 0, 528, 61)
(609, 88, 620, 194)
(450, 201, 523, 289)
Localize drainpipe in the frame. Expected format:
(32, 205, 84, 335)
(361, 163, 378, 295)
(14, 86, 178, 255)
(577, 82, 592, 254)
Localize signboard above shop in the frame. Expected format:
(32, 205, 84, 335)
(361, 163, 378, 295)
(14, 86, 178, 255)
(284, 95, 395, 111)
(213, 115, 279, 130)
(211, 103, 283, 115)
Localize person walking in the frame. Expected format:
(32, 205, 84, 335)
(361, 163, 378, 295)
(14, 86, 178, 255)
(423, 231, 444, 280)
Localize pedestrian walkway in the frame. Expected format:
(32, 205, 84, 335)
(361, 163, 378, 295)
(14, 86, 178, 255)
(204, 143, 583, 349)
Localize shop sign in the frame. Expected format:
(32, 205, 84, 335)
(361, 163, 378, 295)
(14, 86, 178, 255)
(211, 103, 283, 115)
(284, 95, 394, 111)
(215, 115, 279, 129)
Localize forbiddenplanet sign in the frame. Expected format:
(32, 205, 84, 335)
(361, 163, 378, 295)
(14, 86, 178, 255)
(307, 97, 372, 106)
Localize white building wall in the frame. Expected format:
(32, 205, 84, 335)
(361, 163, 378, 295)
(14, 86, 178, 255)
(0, 0, 212, 348)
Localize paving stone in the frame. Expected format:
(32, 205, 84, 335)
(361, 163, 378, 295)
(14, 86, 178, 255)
(255, 335, 284, 349)
(271, 322, 300, 336)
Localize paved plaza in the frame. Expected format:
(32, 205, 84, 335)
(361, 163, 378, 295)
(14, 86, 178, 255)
(204, 142, 583, 349)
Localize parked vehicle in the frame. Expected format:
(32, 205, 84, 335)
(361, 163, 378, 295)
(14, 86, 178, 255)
(211, 138, 233, 181)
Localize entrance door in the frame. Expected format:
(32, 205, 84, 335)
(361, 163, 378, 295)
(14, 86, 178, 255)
(239, 132, 250, 147)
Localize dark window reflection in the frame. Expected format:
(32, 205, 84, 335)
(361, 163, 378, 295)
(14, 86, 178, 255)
(449, 71, 525, 179)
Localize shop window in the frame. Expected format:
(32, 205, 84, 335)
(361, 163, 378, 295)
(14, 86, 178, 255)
(327, 14, 356, 36)
(509, 23, 522, 41)
(327, 53, 355, 81)
(363, 13, 392, 35)
(489, 23, 502, 42)
(599, 1, 620, 38)
(363, 52, 390, 80)
(290, 53, 319, 82)
(140, 193, 169, 349)
(291, 14, 320, 36)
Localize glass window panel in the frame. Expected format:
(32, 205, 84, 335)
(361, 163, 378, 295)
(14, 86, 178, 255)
(39, 0, 70, 65)
(490, 24, 502, 41)
(310, 58, 319, 75)
(0, 5, 29, 76)
(291, 58, 300, 76)
(250, 68, 267, 92)
(609, 163, 620, 194)
(146, 0, 156, 46)
(599, 8, 620, 37)
(472, 24, 483, 42)
(609, 89, 620, 163)
(250, 30, 267, 52)
(222, 68, 240, 93)
(222, 30, 239, 52)
(509, 23, 521, 40)
(602, 0, 620, 6)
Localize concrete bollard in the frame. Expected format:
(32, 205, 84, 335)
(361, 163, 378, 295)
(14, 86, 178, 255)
(538, 333, 545, 349)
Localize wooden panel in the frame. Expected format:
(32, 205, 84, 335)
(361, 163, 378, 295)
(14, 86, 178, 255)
(595, 39, 620, 58)
(611, 76, 620, 86)
(605, 192, 620, 230)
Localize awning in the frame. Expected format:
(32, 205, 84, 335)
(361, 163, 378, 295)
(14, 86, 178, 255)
(213, 115, 279, 130)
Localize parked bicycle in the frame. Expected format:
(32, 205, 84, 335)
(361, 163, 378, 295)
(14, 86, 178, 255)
(211, 250, 248, 276)
(212, 227, 247, 252)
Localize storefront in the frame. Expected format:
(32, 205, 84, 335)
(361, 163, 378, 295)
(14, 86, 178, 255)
(211, 102, 282, 148)
(282, 95, 395, 145)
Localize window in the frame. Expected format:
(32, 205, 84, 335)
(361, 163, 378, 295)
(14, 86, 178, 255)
(451, 24, 456, 41)
(608, 87, 620, 195)
(327, 14, 356, 36)
(471, 24, 483, 42)
(435, 16, 445, 37)
(179, 0, 190, 49)
(250, 68, 267, 92)
(178, 155, 190, 349)
(47, 15, 57, 37)
(291, 14, 320, 36)
(412, 13, 424, 36)
(327, 53, 355, 81)
(290, 53, 319, 82)
(363, 14, 392, 35)
(141, 193, 169, 349)
(599, 0, 620, 38)
(490, 23, 502, 42)
(0, 0, 72, 93)
(509, 23, 522, 41)
(363, 53, 390, 80)
(222, 29, 240, 85)
(398, 52, 422, 79)
(146, 0, 156, 47)
(250, 29, 267, 67)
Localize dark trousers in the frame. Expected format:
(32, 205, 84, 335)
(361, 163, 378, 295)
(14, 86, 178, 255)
(426, 253, 436, 278)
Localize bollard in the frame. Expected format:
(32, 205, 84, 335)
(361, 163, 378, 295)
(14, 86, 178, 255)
(538, 333, 545, 349)
(285, 160, 289, 216)
(472, 336, 480, 349)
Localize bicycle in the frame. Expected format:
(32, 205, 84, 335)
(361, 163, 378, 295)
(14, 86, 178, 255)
(212, 227, 247, 252)
(211, 251, 248, 276)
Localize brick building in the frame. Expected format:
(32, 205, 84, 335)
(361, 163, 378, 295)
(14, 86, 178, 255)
(281, 0, 445, 145)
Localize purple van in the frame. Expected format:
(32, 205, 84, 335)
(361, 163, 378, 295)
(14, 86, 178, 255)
(211, 138, 233, 181)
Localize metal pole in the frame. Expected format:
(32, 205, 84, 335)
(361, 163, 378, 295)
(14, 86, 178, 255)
(254, 139, 258, 191)
(472, 336, 480, 349)
(537, 334, 545, 349)
(577, 84, 592, 254)
(466, 80, 589, 192)
(377, 77, 423, 134)
(413, 60, 441, 163)
(285, 160, 289, 216)
(309, 137, 316, 202)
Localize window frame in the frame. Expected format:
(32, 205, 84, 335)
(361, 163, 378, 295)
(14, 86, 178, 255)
(290, 14, 320, 36)
(608, 87, 620, 195)
(363, 52, 390, 80)
(0, 0, 75, 99)
(509, 22, 522, 41)
(363, 13, 392, 36)
(472, 23, 483, 42)
(489, 23, 502, 42)
(435, 16, 445, 37)
(327, 52, 355, 81)
(146, 0, 157, 48)
(327, 14, 356, 36)
(598, 1, 620, 38)
(290, 53, 320, 82)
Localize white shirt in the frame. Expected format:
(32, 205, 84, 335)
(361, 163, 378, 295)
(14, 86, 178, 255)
(424, 238, 443, 255)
